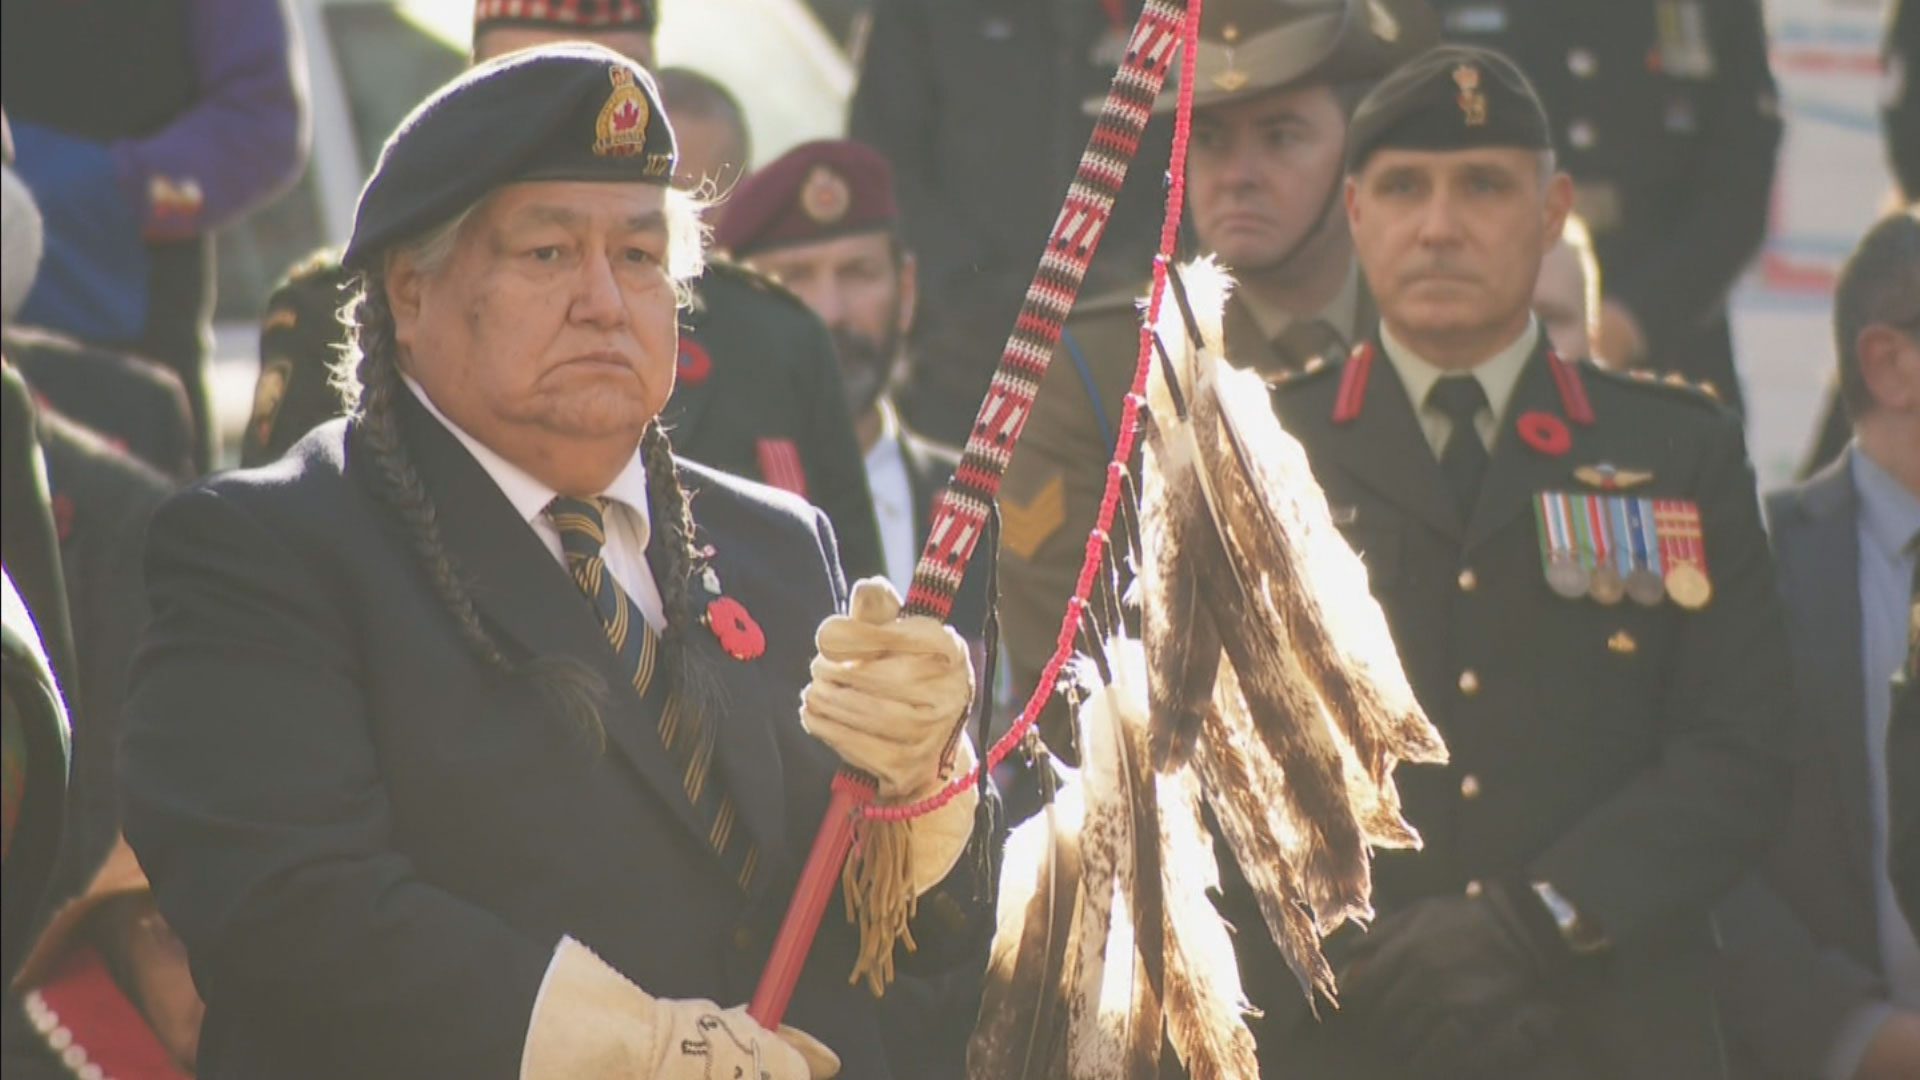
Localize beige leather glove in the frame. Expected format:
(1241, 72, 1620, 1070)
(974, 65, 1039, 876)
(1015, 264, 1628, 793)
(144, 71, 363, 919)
(521, 937, 840, 1079)
(801, 577, 974, 797)
(801, 577, 980, 894)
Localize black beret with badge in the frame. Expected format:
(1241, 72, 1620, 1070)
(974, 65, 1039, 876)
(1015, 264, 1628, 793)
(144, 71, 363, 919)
(342, 43, 677, 270)
(1344, 42, 1552, 172)
(1145, 0, 1438, 114)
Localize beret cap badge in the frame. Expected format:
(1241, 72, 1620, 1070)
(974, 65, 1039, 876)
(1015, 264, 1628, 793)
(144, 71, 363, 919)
(1453, 63, 1488, 126)
(593, 65, 651, 158)
(800, 165, 853, 225)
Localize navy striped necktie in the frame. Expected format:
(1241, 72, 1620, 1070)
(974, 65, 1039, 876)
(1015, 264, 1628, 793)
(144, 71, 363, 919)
(546, 495, 757, 889)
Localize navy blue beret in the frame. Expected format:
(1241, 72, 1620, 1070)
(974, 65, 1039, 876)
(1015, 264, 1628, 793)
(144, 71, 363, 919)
(343, 44, 676, 270)
(1345, 44, 1550, 173)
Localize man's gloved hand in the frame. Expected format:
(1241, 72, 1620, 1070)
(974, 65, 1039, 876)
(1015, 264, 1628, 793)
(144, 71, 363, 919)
(800, 577, 974, 798)
(1336, 885, 1570, 1078)
(521, 937, 839, 1079)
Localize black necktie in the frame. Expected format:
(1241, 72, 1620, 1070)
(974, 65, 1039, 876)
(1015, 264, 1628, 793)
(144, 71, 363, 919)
(1428, 376, 1490, 517)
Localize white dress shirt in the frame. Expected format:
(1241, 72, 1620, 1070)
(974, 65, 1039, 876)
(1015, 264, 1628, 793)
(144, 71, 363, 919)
(864, 403, 917, 596)
(405, 376, 666, 632)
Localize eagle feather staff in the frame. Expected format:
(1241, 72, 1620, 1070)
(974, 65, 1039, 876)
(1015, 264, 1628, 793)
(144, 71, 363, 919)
(969, 259, 1446, 1078)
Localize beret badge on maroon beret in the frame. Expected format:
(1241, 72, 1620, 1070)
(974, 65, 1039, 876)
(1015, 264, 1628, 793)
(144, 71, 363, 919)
(800, 166, 852, 225)
(1453, 63, 1487, 127)
(593, 66, 654, 160)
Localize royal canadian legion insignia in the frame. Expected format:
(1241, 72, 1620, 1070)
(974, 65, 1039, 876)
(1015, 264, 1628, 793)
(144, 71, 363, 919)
(593, 66, 650, 158)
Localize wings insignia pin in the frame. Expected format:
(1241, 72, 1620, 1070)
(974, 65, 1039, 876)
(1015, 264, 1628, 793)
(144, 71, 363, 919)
(1573, 463, 1654, 491)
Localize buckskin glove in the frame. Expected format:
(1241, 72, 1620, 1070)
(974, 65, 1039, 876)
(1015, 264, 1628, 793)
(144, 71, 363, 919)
(520, 936, 840, 1080)
(1337, 884, 1571, 1077)
(801, 578, 979, 893)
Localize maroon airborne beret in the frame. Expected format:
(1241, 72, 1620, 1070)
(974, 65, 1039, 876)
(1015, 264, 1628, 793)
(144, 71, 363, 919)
(713, 139, 899, 257)
(474, 0, 657, 35)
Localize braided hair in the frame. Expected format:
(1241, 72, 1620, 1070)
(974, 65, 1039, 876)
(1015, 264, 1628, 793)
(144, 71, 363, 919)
(341, 270, 609, 743)
(639, 421, 732, 734)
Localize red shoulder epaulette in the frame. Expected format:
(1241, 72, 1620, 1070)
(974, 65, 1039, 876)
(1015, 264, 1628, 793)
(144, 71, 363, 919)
(1548, 350, 1595, 426)
(1333, 341, 1374, 424)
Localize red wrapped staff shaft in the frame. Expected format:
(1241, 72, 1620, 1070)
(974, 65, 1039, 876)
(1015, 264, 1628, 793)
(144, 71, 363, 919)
(749, 772, 875, 1027)
(750, 0, 1199, 1031)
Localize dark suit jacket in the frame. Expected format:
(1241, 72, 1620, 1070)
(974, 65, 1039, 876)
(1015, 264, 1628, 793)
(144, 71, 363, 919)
(119, 395, 989, 1079)
(1268, 338, 1792, 1079)
(1, 410, 171, 1078)
(1892, 661, 1920, 934)
(1716, 457, 1896, 1078)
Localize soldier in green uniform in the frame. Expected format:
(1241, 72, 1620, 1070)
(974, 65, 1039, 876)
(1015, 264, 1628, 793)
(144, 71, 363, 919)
(997, 0, 1436, 734)
(1428, 0, 1782, 414)
(240, 0, 887, 580)
(1262, 45, 1791, 1078)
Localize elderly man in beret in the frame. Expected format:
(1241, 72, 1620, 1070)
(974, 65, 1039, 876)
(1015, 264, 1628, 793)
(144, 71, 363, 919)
(240, 0, 888, 586)
(1264, 44, 1792, 1079)
(118, 47, 992, 1080)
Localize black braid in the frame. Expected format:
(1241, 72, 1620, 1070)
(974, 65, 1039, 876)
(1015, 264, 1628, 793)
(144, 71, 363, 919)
(346, 273, 608, 745)
(639, 422, 729, 727)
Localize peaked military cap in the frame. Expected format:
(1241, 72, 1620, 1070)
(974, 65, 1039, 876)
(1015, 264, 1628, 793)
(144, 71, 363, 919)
(473, 0, 657, 36)
(1148, 0, 1438, 114)
(342, 44, 676, 270)
(1345, 43, 1551, 173)
(714, 139, 899, 257)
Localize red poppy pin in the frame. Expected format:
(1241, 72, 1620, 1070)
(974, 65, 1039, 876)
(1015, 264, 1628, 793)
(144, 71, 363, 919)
(706, 596, 765, 661)
(677, 339, 713, 386)
(1517, 411, 1572, 456)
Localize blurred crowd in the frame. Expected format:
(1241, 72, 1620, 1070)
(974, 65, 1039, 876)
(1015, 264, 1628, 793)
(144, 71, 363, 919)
(0, 0, 1917, 1078)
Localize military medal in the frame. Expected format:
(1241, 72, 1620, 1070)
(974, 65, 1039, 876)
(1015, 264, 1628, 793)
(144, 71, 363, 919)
(1536, 492, 1590, 598)
(1583, 496, 1625, 605)
(1655, 499, 1712, 610)
(1623, 497, 1667, 606)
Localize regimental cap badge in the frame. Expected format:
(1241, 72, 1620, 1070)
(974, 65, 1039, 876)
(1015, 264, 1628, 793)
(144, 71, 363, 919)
(799, 165, 852, 225)
(1213, 21, 1248, 92)
(593, 65, 650, 158)
(1453, 62, 1488, 127)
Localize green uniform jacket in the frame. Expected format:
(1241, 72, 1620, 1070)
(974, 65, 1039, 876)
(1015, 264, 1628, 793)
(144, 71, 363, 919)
(997, 281, 1373, 743)
(1258, 336, 1792, 1079)
(242, 256, 886, 582)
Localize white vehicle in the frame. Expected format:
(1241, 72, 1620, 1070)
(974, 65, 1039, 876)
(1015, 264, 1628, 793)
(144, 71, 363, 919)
(210, 0, 852, 461)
